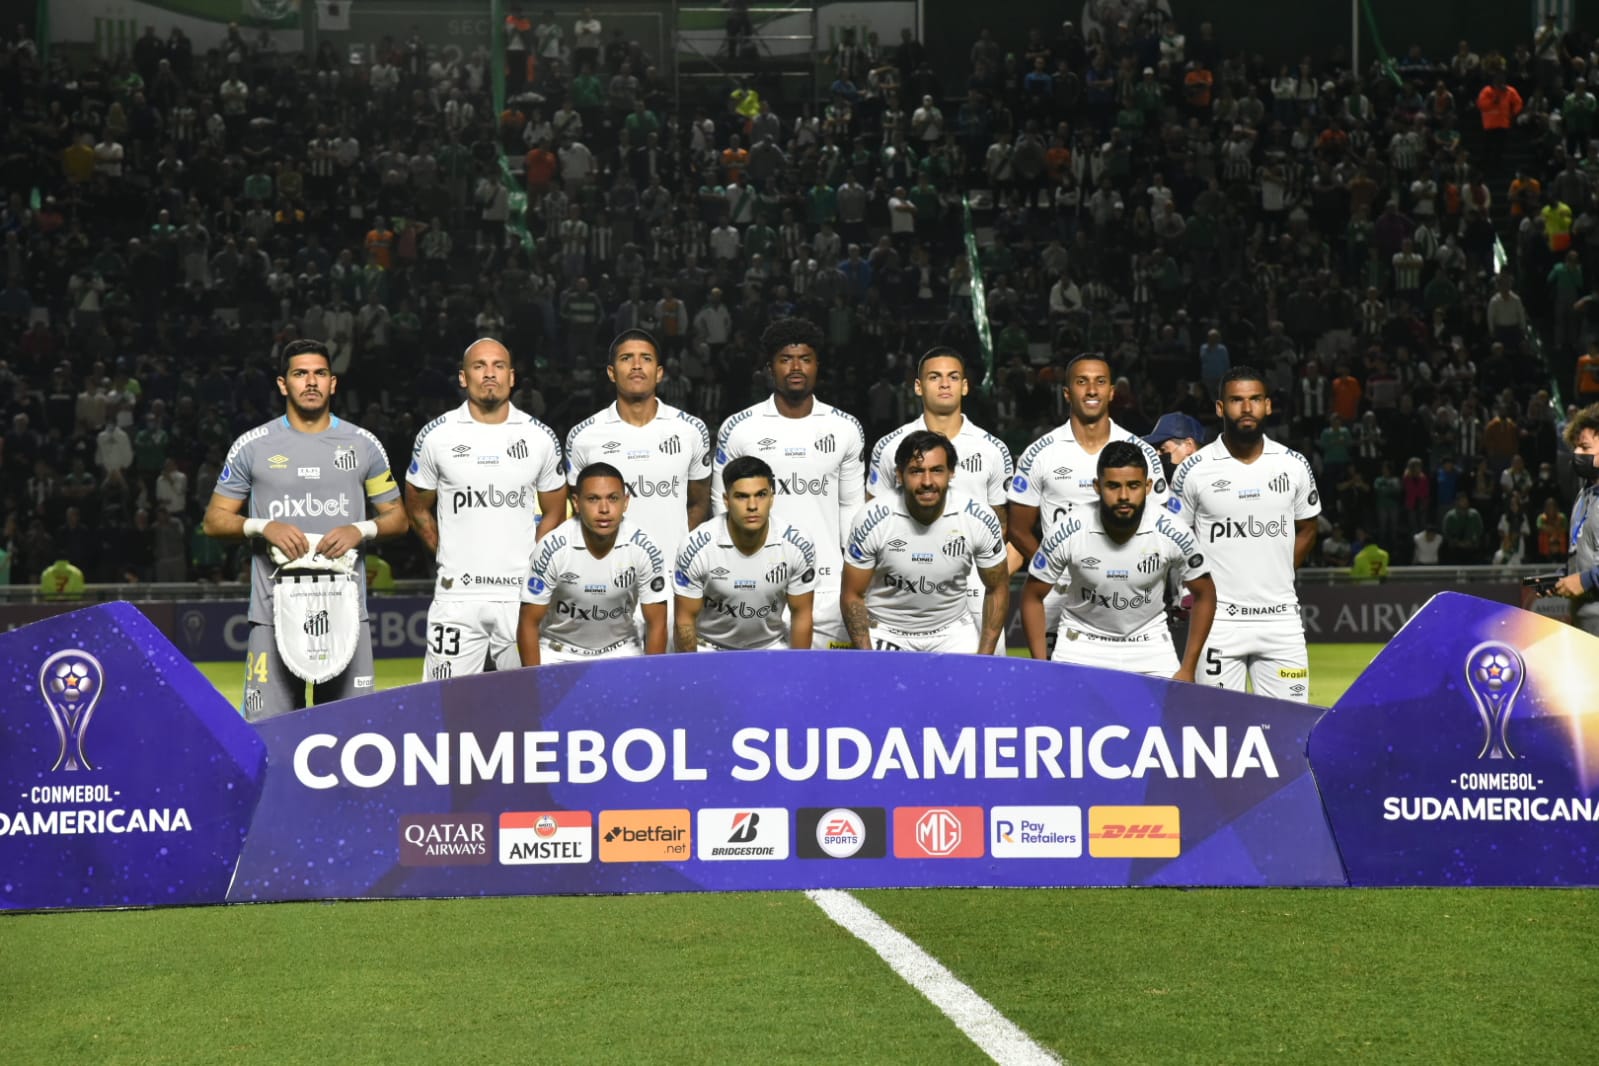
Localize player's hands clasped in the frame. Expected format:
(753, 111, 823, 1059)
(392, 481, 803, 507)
(316, 524, 364, 560)
(261, 520, 312, 561)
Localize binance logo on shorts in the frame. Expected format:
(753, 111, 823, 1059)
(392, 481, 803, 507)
(1088, 806, 1181, 858)
(499, 810, 592, 865)
(796, 807, 887, 859)
(893, 806, 985, 858)
(696, 808, 790, 860)
(598, 809, 690, 862)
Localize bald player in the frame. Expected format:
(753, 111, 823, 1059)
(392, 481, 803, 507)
(406, 337, 567, 680)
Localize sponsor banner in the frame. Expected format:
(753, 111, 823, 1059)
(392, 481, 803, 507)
(0, 604, 266, 911)
(1298, 582, 1519, 642)
(1308, 592, 1599, 886)
(172, 597, 433, 660)
(501, 811, 592, 865)
(400, 812, 492, 866)
(0, 601, 175, 638)
(1088, 806, 1182, 858)
(227, 648, 1344, 901)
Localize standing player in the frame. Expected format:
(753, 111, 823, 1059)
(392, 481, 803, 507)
(203, 339, 408, 719)
(841, 430, 1009, 653)
(869, 346, 1013, 646)
(1020, 441, 1217, 679)
(405, 337, 567, 680)
(517, 463, 669, 664)
(1173, 366, 1320, 701)
(1007, 354, 1170, 655)
(712, 317, 865, 647)
(674, 455, 817, 650)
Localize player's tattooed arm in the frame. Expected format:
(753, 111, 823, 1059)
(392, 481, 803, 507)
(673, 595, 702, 652)
(404, 483, 440, 553)
(840, 564, 875, 650)
(976, 561, 1010, 656)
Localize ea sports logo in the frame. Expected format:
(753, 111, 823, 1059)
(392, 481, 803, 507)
(816, 807, 866, 857)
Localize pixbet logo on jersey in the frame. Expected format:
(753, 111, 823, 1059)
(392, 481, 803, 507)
(1207, 515, 1291, 540)
(624, 475, 682, 499)
(451, 484, 531, 513)
(267, 492, 353, 520)
(776, 474, 832, 497)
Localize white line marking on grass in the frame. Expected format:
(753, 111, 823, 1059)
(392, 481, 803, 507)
(806, 889, 1063, 1066)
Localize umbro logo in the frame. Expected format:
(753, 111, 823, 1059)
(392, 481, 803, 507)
(1213, 479, 1231, 490)
(659, 436, 682, 455)
(757, 437, 778, 450)
(603, 440, 621, 453)
(887, 538, 909, 552)
(1268, 472, 1291, 494)
(452, 444, 471, 456)
(815, 434, 836, 454)
(1080, 557, 1101, 569)
(559, 571, 582, 583)
(508, 439, 529, 460)
(711, 566, 731, 577)
(1053, 466, 1072, 478)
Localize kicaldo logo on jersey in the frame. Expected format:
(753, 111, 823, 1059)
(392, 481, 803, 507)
(267, 492, 354, 520)
(450, 484, 530, 513)
(499, 810, 592, 865)
(893, 806, 985, 859)
(598, 809, 691, 862)
(1088, 805, 1181, 858)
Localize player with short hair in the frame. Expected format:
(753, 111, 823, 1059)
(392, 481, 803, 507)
(1173, 366, 1320, 701)
(405, 337, 567, 680)
(203, 339, 407, 719)
(674, 455, 818, 650)
(1020, 441, 1217, 678)
(841, 430, 1009, 653)
(869, 346, 1014, 648)
(1007, 354, 1171, 656)
(517, 463, 670, 664)
(712, 317, 866, 648)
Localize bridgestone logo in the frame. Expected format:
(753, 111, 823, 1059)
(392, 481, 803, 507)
(304, 610, 330, 636)
(508, 439, 529, 460)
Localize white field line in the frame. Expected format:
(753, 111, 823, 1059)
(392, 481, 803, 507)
(805, 889, 1063, 1066)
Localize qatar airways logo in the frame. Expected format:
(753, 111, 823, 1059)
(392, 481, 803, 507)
(267, 492, 353, 520)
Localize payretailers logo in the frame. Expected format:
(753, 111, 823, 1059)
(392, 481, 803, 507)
(499, 810, 592, 864)
(893, 806, 985, 858)
(695, 807, 790, 860)
(1088, 805, 1181, 858)
(599, 809, 691, 861)
(398, 812, 491, 866)
(990, 805, 1082, 858)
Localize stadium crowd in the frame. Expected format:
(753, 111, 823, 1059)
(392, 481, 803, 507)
(0, 7, 1594, 588)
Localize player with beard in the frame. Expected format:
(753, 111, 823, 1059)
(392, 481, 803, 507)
(674, 455, 818, 650)
(1173, 366, 1320, 701)
(712, 317, 865, 648)
(406, 338, 567, 679)
(1008, 354, 1172, 657)
(841, 430, 1009, 653)
(204, 339, 407, 719)
(868, 346, 1013, 649)
(517, 463, 669, 664)
(1020, 441, 1217, 678)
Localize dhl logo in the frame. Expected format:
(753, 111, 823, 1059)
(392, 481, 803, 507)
(1088, 806, 1181, 858)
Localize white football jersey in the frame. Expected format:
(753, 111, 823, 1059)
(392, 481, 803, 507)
(674, 516, 818, 648)
(409, 402, 564, 600)
(712, 395, 865, 592)
(845, 489, 1006, 632)
(522, 517, 670, 649)
(1008, 420, 1173, 536)
(565, 400, 712, 565)
(868, 415, 1013, 508)
(1029, 506, 1209, 643)
(1173, 436, 1320, 620)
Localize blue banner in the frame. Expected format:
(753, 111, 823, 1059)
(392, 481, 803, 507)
(1309, 592, 1599, 886)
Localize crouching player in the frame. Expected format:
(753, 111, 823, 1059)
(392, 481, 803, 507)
(517, 463, 669, 664)
(674, 455, 817, 650)
(1021, 441, 1217, 679)
(841, 430, 1009, 653)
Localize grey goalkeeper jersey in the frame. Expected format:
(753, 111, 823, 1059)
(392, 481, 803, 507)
(214, 415, 401, 624)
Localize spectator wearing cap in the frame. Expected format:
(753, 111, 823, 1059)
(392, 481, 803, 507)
(1145, 411, 1206, 482)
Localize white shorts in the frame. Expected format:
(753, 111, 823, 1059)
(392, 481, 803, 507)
(540, 637, 644, 664)
(1198, 620, 1310, 702)
(424, 599, 521, 681)
(812, 580, 850, 649)
(868, 615, 979, 654)
(696, 637, 785, 652)
(1051, 627, 1179, 679)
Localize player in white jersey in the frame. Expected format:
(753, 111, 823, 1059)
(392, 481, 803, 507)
(1173, 367, 1320, 701)
(842, 430, 1009, 653)
(517, 463, 670, 664)
(868, 346, 1014, 650)
(712, 317, 865, 648)
(1020, 441, 1217, 678)
(1007, 354, 1172, 656)
(202, 340, 408, 719)
(674, 455, 818, 650)
(406, 338, 568, 680)
(566, 329, 712, 646)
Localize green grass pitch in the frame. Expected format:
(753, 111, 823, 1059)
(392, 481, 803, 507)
(7, 648, 1595, 1064)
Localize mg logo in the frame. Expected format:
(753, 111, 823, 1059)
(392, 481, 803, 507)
(894, 806, 984, 858)
(916, 809, 963, 856)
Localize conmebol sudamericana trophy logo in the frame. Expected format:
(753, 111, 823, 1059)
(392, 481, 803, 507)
(38, 649, 105, 771)
(1464, 641, 1525, 760)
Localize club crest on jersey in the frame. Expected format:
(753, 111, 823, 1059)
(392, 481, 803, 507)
(960, 455, 982, 473)
(659, 436, 682, 455)
(615, 570, 636, 590)
(1139, 555, 1161, 574)
(815, 434, 836, 454)
(766, 562, 789, 584)
(508, 438, 529, 460)
(331, 447, 357, 472)
(941, 536, 967, 558)
(1269, 472, 1291, 494)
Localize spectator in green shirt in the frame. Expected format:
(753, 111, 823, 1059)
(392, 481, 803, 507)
(1440, 494, 1485, 564)
(40, 559, 86, 600)
(1350, 537, 1390, 583)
